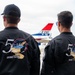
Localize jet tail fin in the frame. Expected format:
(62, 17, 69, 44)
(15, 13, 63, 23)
(42, 23, 53, 31)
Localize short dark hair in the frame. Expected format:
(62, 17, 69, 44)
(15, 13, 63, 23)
(5, 15, 20, 24)
(57, 11, 73, 28)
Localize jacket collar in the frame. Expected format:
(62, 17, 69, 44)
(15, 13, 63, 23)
(5, 27, 18, 29)
(61, 32, 72, 35)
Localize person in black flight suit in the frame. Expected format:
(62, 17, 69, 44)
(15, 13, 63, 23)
(41, 11, 75, 75)
(0, 4, 40, 75)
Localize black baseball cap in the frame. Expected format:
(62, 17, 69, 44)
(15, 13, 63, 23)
(1, 4, 21, 17)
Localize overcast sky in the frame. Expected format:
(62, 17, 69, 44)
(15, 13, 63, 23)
(0, 0, 75, 38)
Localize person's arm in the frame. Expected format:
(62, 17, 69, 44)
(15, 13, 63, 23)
(0, 42, 5, 61)
(29, 37, 40, 75)
(41, 41, 56, 75)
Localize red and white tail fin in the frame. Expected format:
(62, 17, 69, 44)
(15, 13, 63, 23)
(42, 23, 53, 31)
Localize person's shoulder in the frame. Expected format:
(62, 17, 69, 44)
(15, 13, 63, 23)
(48, 34, 63, 45)
(0, 30, 5, 35)
(50, 35, 60, 41)
(19, 30, 31, 36)
(19, 30, 35, 40)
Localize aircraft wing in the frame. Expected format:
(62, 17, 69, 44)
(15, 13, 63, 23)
(35, 38, 51, 43)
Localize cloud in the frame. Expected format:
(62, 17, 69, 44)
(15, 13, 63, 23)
(0, 0, 75, 37)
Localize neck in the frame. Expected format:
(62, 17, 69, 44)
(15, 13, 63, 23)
(60, 27, 71, 33)
(5, 23, 17, 28)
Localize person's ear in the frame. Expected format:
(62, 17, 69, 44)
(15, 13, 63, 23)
(3, 16, 6, 21)
(58, 21, 61, 26)
(71, 22, 73, 26)
(17, 18, 20, 23)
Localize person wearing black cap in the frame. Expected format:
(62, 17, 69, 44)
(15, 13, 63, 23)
(0, 4, 40, 75)
(41, 11, 75, 75)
